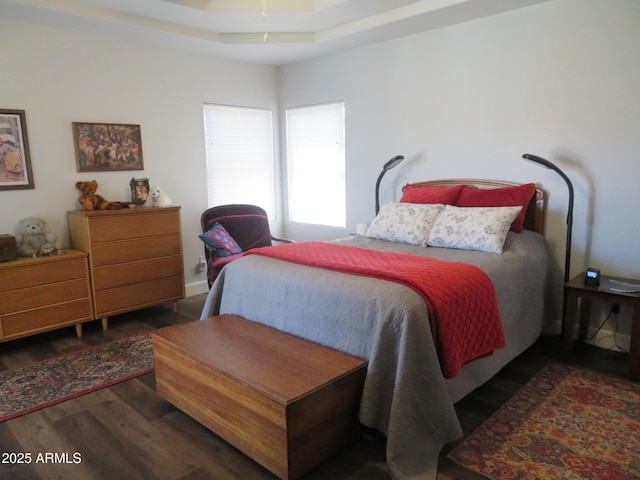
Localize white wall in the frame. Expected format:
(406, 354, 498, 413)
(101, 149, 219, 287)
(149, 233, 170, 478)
(2, 0, 639, 345)
(279, 0, 640, 342)
(0, 18, 279, 296)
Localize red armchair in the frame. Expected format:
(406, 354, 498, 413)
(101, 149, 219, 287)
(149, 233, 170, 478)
(200, 204, 292, 287)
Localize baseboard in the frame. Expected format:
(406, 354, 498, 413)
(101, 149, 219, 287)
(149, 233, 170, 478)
(185, 280, 209, 297)
(586, 326, 630, 352)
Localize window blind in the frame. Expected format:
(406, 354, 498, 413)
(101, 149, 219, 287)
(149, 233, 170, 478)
(286, 101, 345, 227)
(203, 104, 276, 220)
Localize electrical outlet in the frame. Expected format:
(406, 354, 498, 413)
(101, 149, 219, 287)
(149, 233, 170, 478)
(611, 304, 620, 314)
(198, 255, 206, 265)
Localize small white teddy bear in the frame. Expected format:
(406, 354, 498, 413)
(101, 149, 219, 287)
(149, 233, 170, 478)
(149, 186, 172, 207)
(15, 217, 58, 257)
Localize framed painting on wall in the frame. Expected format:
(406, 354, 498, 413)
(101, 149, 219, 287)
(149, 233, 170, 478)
(72, 122, 144, 172)
(0, 109, 34, 191)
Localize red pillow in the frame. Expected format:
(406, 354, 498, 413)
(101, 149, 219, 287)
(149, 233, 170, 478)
(457, 183, 536, 233)
(400, 184, 464, 205)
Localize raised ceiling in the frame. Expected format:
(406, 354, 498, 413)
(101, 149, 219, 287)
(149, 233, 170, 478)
(0, 0, 551, 65)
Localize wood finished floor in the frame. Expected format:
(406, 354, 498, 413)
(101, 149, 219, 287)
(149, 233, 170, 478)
(0, 294, 631, 480)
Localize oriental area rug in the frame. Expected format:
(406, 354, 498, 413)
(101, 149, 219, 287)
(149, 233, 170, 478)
(448, 363, 640, 479)
(0, 333, 154, 423)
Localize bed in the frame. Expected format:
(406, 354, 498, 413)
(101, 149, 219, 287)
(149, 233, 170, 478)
(201, 179, 550, 480)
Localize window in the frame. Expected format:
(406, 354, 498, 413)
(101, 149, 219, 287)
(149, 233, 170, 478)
(203, 104, 276, 220)
(286, 102, 345, 227)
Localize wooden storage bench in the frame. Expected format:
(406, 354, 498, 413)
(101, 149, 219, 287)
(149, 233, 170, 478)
(152, 314, 367, 480)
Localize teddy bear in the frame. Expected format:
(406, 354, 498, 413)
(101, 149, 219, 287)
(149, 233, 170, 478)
(76, 180, 111, 211)
(15, 217, 58, 257)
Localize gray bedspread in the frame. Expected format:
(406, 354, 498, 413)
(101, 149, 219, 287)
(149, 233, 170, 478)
(201, 231, 549, 479)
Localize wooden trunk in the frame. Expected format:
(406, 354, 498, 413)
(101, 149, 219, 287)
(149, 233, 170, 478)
(152, 314, 368, 480)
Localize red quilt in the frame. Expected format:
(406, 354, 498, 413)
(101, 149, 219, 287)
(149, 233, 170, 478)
(247, 242, 505, 378)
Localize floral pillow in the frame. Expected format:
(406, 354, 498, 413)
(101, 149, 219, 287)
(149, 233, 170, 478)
(427, 205, 523, 253)
(456, 183, 536, 233)
(365, 203, 444, 247)
(199, 222, 243, 257)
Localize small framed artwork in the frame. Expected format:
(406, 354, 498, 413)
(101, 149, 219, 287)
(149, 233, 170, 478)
(72, 122, 144, 172)
(129, 177, 150, 205)
(0, 109, 34, 190)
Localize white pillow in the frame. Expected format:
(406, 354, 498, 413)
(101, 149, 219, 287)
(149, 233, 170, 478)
(427, 205, 523, 253)
(365, 202, 444, 247)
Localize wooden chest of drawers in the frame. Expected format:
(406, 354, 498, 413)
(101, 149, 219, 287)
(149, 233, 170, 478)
(0, 249, 92, 341)
(68, 207, 185, 328)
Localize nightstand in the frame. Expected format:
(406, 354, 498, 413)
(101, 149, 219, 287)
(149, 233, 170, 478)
(564, 272, 640, 379)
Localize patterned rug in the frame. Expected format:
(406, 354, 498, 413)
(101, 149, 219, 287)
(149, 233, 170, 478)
(448, 363, 640, 479)
(0, 333, 154, 423)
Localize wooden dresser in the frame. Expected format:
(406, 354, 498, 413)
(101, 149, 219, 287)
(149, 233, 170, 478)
(0, 249, 93, 341)
(67, 206, 185, 329)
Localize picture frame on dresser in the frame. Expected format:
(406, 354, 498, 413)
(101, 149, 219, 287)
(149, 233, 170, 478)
(72, 122, 144, 172)
(0, 109, 34, 191)
(130, 177, 150, 205)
